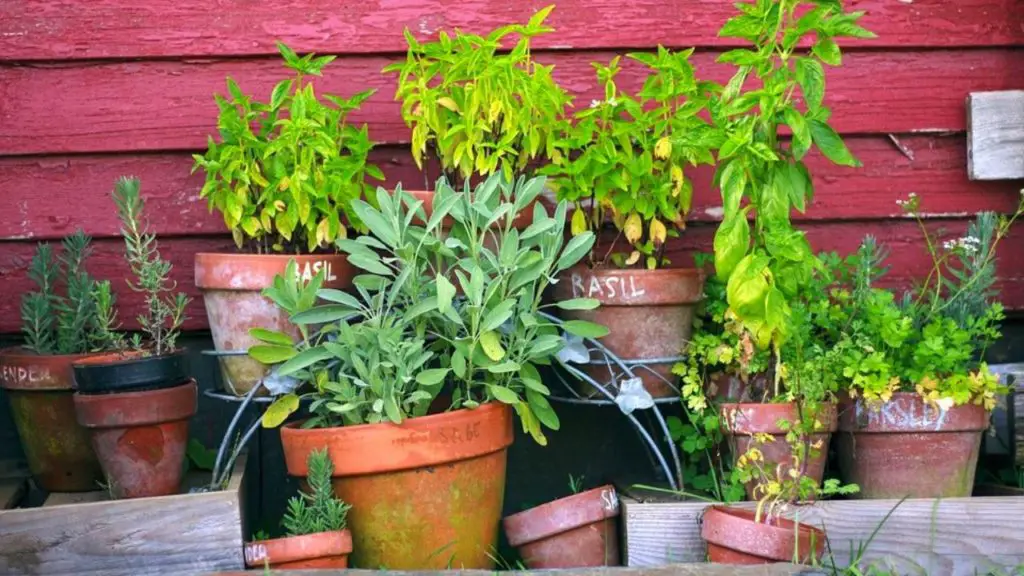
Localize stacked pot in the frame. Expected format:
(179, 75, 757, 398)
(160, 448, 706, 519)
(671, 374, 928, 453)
(71, 351, 196, 498)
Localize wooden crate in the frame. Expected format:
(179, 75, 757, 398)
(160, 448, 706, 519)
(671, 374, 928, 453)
(0, 455, 247, 575)
(621, 492, 1024, 576)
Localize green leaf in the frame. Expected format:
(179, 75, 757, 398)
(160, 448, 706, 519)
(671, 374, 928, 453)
(783, 108, 811, 160)
(487, 360, 521, 374)
(482, 299, 516, 332)
(563, 320, 609, 339)
(383, 395, 402, 423)
(278, 347, 333, 376)
(809, 120, 860, 167)
(489, 385, 520, 404)
(555, 298, 600, 311)
(765, 286, 791, 336)
(520, 219, 555, 240)
(480, 330, 506, 361)
(249, 328, 294, 347)
(451, 349, 466, 378)
(291, 305, 358, 325)
(348, 253, 392, 276)
(317, 289, 362, 309)
(270, 79, 294, 110)
(416, 368, 450, 386)
(795, 58, 825, 111)
(527, 390, 560, 430)
(249, 344, 297, 364)
(774, 162, 810, 213)
(556, 231, 596, 271)
(262, 393, 300, 428)
(726, 254, 770, 318)
(718, 159, 747, 216)
(812, 37, 842, 66)
(406, 296, 438, 320)
(436, 275, 456, 315)
(713, 210, 750, 279)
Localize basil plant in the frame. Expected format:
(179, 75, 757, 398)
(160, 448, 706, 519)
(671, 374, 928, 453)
(251, 174, 604, 445)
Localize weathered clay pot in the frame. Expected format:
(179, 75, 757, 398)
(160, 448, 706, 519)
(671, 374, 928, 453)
(837, 392, 988, 499)
(73, 380, 197, 499)
(720, 402, 837, 499)
(701, 505, 825, 564)
(280, 402, 513, 569)
(195, 253, 353, 397)
(244, 530, 353, 570)
(554, 267, 704, 398)
(503, 485, 621, 568)
(0, 348, 103, 492)
(72, 350, 188, 394)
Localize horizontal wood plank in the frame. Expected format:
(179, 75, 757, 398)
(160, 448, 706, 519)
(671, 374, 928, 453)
(1, 0, 1021, 62)
(2, 49, 1021, 156)
(3, 220, 1024, 333)
(2, 136, 1021, 242)
(968, 90, 1024, 180)
(621, 496, 1024, 575)
(0, 478, 26, 510)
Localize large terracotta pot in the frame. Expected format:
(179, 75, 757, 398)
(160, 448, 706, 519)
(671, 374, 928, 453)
(503, 485, 621, 568)
(720, 402, 837, 499)
(194, 253, 354, 396)
(701, 505, 825, 564)
(0, 348, 103, 492)
(244, 530, 353, 570)
(74, 380, 197, 499)
(279, 403, 513, 569)
(554, 267, 704, 398)
(837, 392, 988, 499)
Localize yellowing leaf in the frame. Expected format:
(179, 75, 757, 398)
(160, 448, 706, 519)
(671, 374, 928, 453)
(480, 330, 505, 361)
(654, 137, 672, 160)
(570, 207, 587, 236)
(315, 219, 330, 246)
(273, 200, 287, 212)
(261, 393, 299, 428)
(671, 165, 684, 196)
(650, 218, 667, 247)
(623, 212, 642, 244)
(625, 250, 641, 266)
(489, 100, 502, 123)
(437, 97, 460, 112)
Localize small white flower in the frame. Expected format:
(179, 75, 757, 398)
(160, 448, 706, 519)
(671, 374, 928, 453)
(557, 334, 590, 364)
(262, 367, 300, 395)
(607, 97, 618, 106)
(615, 377, 654, 415)
(590, 99, 601, 109)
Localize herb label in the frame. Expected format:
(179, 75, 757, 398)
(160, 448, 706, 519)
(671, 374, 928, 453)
(0, 364, 50, 387)
(570, 273, 645, 300)
(391, 421, 482, 448)
(855, 399, 950, 431)
(243, 543, 268, 565)
(296, 260, 337, 283)
(600, 487, 619, 513)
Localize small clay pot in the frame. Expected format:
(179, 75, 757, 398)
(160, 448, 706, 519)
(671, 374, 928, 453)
(720, 402, 837, 499)
(244, 530, 353, 570)
(837, 392, 988, 499)
(701, 505, 825, 564)
(279, 402, 513, 569)
(554, 267, 705, 398)
(503, 485, 621, 568)
(72, 350, 188, 394)
(195, 253, 353, 397)
(0, 347, 104, 491)
(74, 380, 197, 498)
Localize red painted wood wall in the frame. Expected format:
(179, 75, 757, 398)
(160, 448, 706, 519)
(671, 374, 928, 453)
(1, 1, 1022, 332)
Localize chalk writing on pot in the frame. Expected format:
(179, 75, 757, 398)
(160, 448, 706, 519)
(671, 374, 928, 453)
(295, 260, 338, 283)
(0, 364, 51, 387)
(570, 273, 646, 300)
(601, 487, 619, 513)
(243, 543, 268, 565)
(855, 398, 951, 431)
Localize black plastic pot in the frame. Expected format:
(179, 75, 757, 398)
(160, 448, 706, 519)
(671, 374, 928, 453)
(72, 351, 189, 395)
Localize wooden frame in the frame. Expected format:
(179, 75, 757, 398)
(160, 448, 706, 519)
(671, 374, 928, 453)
(967, 90, 1024, 181)
(621, 494, 1024, 575)
(0, 455, 247, 575)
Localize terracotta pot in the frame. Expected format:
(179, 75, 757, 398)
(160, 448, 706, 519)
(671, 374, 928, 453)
(705, 372, 763, 404)
(720, 402, 837, 500)
(244, 530, 353, 570)
(837, 392, 988, 499)
(74, 380, 197, 498)
(553, 267, 704, 398)
(0, 348, 103, 492)
(503, 485, 621, 568)
(280, 403, 513, 569)
(72, 350, 188, 394)
(701, 505, 825, 564)
(195, 253, 354, 397)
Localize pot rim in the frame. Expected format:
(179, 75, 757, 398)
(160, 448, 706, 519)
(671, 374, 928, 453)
(503, 484, 620, 547)
(720, 402, 838, 435)
(837, 391, 989, 433)
(553, 266, 705, 306)
(194, 252, 351, 290)
(701, 505, 825, 563)
(244, 529, 353, 568)
(280, 402, 513, 477)
(71, 349, 177, 369)
(74, 380, 198, 428)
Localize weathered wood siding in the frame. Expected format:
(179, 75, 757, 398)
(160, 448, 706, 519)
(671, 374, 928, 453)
(1, 0, 1022, 332)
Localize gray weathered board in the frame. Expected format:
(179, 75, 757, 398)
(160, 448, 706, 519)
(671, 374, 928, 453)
(967, 90, 1024, 180)
(621, 495, 1024, 576)
(0, 455, 247, 576)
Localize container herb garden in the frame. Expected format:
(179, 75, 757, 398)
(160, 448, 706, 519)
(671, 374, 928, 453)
(542, 48, 719, 398)
(71, 176, 196, 499)
(503, 476, 621, 568)
(0, 231, 105, 492)
(245, 449, 353, 570)
(830, 199, 1022, 498)
(384, 6, 570, 228)
(192, 42, 382, 396)
(698, 0, 872, 493)
(250, 175, 602, 569)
